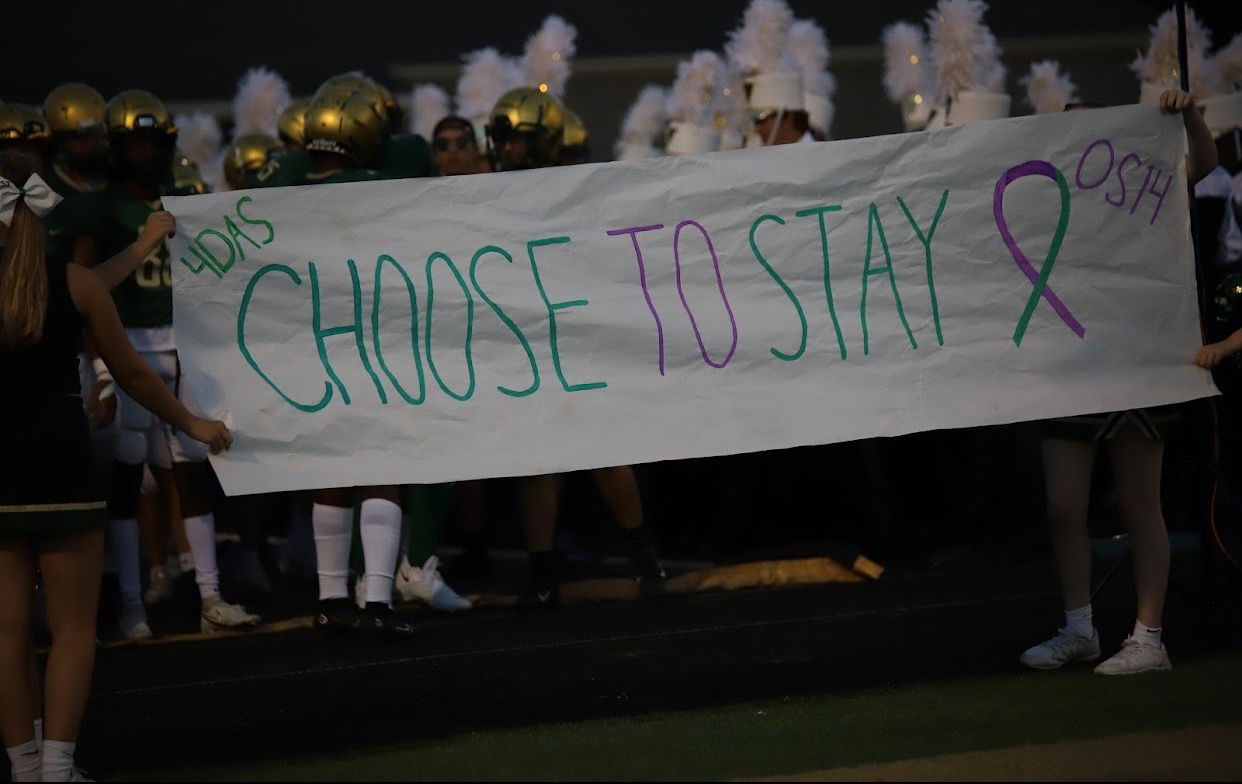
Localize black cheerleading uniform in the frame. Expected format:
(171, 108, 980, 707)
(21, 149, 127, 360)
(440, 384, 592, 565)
(0, 256, 106, 536)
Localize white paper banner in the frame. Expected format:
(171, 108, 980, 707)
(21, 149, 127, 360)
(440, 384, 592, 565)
(165, 104, 1215, 496)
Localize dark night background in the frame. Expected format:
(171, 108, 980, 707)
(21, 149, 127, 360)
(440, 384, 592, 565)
(5, 1, 1239, 156)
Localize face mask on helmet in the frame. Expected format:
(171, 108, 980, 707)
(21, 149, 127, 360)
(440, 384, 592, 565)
(113, 131, 173, 186)
(487, 119, 540, 170)
(58, 133, 111, 178)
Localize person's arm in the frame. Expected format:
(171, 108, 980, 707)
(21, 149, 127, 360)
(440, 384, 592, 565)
(66, 264, 232, 453)
(1194, 327, 1242, 369)
(91, 211, 176, 289)
(69, 230, 116, 423)
(1160, 89, 1219, 186)
(72, 232, 102, 269)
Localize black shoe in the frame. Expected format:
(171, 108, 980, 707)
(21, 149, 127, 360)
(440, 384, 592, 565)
(632, 549, 668, 598)
(363, 603, 416, 638)
(522, 550, 562, 608)
(315, 598, 362, 633)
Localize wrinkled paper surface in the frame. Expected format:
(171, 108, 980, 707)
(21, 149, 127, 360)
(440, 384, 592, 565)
(166, 105, 1213, 496)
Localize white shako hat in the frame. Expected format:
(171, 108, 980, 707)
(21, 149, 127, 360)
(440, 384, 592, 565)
(725, 0, 803, 117)
(926, 0, 1010, 126)
(664, 50, 727, 155)
(947, 89, 1010, 124)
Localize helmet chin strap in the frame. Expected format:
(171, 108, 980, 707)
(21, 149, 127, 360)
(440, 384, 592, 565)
(765, 107, 786, 146)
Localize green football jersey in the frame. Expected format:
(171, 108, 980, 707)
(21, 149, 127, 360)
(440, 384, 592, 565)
(74, 188, 172, 329)
(378, 134, 434, 179)
(43, 163, 105, 265)
(253, 148, 312, 188)
(44, 161, 105, 199)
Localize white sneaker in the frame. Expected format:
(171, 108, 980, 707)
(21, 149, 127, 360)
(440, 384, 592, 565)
(144, 568, 173, 605)
(396, 556, 472, 612)
(1094, 636, 1172, 675)
(1019, 627, 1100, 670)
(118, 602, 153, 641)
(200, 596, 260, 632)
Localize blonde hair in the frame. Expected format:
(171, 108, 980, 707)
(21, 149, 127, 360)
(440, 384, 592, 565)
(0, 151, 49, 346)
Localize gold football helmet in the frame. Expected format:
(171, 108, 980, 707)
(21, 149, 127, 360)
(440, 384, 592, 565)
(314, 73, 388, 126)
(371, 80, 404, 134)
(0, 104, 50, 144)
(223, 133, 282, 189)
(486, 87, 565, 169)
(43, 83, 107, 134)
(303, 86, 385, 166)
(106, 89, 177, 136)
(558, 108, 589, 164)
(278, 98, 310, 148)
(171, 150, 209, 194)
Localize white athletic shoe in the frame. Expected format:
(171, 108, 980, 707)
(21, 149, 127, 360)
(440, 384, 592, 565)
(1094, 636, 1172, 675)
(144, 567, 173, 605)
(396, 556, 473, 612)
(200, 596, 260, 632)
(118, 602, 153, 641)
(1019, 627, 1100, 670)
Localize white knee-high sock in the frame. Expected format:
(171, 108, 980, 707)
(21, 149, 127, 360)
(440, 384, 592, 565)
(6, 740, 40, 782)
(360, 499, 402, 606)
(312, 503, 353, 601)
(182, 514, 220, 599)
(40, 739, 75, 782)
(107, 518, 143, 605)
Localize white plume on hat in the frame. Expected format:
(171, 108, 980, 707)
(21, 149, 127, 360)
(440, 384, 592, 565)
(231, 67, 291, 139)
(615, 85, 668, 160)
(789, 18, 836, 133)
(665, 51, 728, 155)
(1209, 32, 1242, 94)
(456, 47, 523, 128)
(667, 51, 727, 127)
(1021, 60, 1079, 113)
(716, 70, 749, 150)
(522, 15, 577, 97)
(409, 84, 451, 140)
(788, 19, 835, 95)
(726, 0, 796, 75)
(1131, 6, 1211, 95)
(204, 149, 228, 193)
(1201, 32, 1242, 135)
(173, 111, 222, 173)
(882, 22, 930, 103)
(927, 0, 1005, 99)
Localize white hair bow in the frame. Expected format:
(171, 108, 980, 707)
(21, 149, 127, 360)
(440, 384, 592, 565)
(0, 173, 62, 226)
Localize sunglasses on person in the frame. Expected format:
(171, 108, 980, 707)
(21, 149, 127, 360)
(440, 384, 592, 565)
(433, 136, 475, 152)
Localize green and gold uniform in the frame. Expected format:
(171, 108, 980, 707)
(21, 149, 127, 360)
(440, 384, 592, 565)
(378, 133, 434, 178)
(251, 148, 312, 189)
(70, 188, 173, 346)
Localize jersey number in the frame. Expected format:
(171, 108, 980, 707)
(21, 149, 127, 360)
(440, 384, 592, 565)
(136, 252, 172, 289)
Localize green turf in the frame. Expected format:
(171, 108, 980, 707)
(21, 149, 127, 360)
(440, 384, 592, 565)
(129, 650, 1242, 781)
